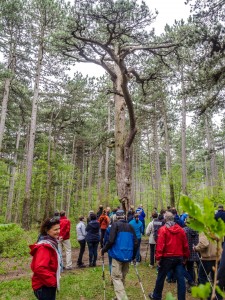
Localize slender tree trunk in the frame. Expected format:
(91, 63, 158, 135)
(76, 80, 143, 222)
(88, 148, 93, 208)
(44, 113, 53, 219)
(152, 109, 162, 208)
(161, 99, 175, 206)
(22, 40, 44, 230)
(205, 115, 218, 192)
(97, 145, 103, 203)
(181, 71, 188, 195)
(0, 40, 16, 152)
(104, 102, 111, 201)
(37, 180, 43, 221)
(5, 126, 21, 222)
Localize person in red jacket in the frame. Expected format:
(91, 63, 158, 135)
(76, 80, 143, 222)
(149, 211, 190, 300)
(99, 209, 110, 248)
(30, 217, 61, 300)
(59, 210, 72, 270)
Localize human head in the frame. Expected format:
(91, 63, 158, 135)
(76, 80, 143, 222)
(89, 210, 94, 216)
(90, 213, 97, 220)
(54, 210, 60, 217)
(170, 208, 177, 215)
(152, 212, 158, 219)
(218, 205, 224, 211)
(60, 210, 66, 217)
(40, 217, 60, 236)
(116, 209, 125, 219)
(99, 204, 103, 209)
(134, 213, 139, 223)
(79, 216, 84, 221)
(164, 211, 174, 222)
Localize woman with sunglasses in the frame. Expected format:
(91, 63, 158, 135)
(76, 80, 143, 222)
(30, 217, 61, 300)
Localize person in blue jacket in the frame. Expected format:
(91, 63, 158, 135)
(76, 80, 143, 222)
(136, 204, 146, 234)
(100, 209, 138, 300)
(129, 213, 143, 263)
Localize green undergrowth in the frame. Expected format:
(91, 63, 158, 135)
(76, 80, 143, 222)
(0, 262, 194, 300)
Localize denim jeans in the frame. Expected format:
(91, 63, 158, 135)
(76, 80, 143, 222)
(100, 228, 106, 248)
(87, 241, 99, 266)
(77, 239, 86, 265)
(136, 238, 141, 262)
(34, 286, 56, 300)
(152, 257, 186, 300)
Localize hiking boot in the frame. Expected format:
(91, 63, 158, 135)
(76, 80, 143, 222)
(77, 264, 86, 268)
(148, 293, 155, 299)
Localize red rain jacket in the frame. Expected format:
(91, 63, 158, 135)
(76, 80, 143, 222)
(155, 223, 190, 261)
(59, 216, 71, 240)
(30, 243, 58, 290)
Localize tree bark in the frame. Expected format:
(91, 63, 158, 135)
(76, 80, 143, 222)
(5, 126, 21, 222)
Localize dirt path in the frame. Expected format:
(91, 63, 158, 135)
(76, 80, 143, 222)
(0, 239, 150, 282)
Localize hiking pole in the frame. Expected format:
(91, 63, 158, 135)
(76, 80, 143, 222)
(145, 242, 149, 262)
(133, 262, 147, 300)
(196, 252, 218, 300)
(102, 256, 106, 300)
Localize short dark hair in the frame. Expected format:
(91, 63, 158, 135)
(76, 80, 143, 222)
(60, 210, 66, 217)
(90, 213, 97, 220)
(79, 216, 84, 221)
(152, 212, 158, 218)
(40, 217, 60, 235)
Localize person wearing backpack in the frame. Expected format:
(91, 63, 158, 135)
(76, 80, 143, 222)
(146, 212, 158, 268)
(100, 209, 138, 300)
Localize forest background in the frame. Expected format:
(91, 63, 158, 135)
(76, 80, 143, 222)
(0, 0, 224, 227)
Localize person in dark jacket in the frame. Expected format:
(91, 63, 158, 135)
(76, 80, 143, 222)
(215, 205, 225, 223)
(127, 205, 135, 223)
(96, 205, 103, 220)
(217, 241, 225, 292)
(86, 213, 100, 267)
(183, 225, 199, 288)
(101, 209, 138, 300)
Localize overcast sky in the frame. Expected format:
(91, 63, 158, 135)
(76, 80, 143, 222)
(73, 0, 192, 76)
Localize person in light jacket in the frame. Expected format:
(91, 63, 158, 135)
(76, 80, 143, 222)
(146, 212, 158, 268)
(76, 216, 86, 268)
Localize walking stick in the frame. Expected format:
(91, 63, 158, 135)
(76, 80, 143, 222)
(133, 262, 147, 300)
(102, 256, 106, 300)
(145, 242, 149, 262)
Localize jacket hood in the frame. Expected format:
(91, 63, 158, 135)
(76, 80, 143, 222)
(166, 223, 183, 234)
(89, 220, 100, 229)
(29, 243, 54, 257)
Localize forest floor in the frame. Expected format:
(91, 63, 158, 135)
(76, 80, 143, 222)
(0, 238, 195, 300)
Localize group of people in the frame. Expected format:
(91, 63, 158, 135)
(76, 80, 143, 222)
(29, 204, 225, 300)
(146, 206, 225, 300)
(29, 205, 145, 300)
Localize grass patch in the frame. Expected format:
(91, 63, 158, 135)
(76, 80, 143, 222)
(0, 262, 195, 300)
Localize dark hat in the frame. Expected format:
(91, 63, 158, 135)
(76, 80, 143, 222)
(116, 209, 125, 217)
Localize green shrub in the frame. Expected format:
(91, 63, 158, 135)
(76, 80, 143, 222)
(0, 224, 31, 258)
